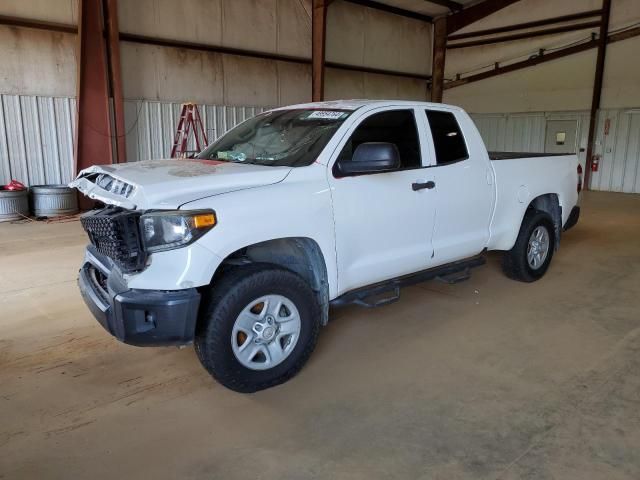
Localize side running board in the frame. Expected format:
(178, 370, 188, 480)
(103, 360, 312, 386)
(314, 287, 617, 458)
(352, 287, 400, 309)
(331, 254, 486, 308)
(436, 268, 471, 284)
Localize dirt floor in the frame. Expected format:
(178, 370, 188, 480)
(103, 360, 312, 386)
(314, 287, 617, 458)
(1, 191, 639, 479)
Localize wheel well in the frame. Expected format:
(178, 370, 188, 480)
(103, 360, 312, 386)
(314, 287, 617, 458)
(218, 238, 330, 325)
(528, 193, 562, 248)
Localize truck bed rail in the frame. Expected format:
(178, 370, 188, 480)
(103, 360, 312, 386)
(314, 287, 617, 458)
(489, 151, 573, 160)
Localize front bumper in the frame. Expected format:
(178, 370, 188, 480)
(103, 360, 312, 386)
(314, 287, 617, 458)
(78, 246, 200, 346)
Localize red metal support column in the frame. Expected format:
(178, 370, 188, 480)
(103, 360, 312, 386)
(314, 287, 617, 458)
(584, 0, 611, 190)
(312, 0, 328, 102)
(104, 0, 126, 163)
(75, 0, 115, 176)
(431, 17, 447, 103)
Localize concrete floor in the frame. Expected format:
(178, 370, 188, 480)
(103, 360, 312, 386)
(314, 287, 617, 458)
(1, 191, 639, 479)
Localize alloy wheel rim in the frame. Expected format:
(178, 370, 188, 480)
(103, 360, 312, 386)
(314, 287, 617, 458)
(231, 294, 301, 371)
(527, 225, 550, 270)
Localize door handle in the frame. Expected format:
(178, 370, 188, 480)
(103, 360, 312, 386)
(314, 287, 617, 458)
(412, 180, 436, 191)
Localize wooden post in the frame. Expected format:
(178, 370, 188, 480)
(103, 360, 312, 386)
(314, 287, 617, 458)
(431, 17, 447, 103)
(584, 0, 611, 190)
(312, 0, 328, 102)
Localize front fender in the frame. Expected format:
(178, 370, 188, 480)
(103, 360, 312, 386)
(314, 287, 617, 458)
(179, 166, 339, 298)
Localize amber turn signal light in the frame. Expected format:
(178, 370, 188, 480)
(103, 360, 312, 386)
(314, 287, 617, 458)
(194, 212, 217, 228)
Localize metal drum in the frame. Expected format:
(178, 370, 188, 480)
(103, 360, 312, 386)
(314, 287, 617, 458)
(0, 188, 29, 222)
(30, 185, 79, 217)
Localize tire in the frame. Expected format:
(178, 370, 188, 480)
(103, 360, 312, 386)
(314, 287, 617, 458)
(502, 209, 555, 282)
(195, 264, 321, 393)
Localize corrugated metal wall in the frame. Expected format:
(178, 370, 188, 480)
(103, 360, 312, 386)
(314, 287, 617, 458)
(0, 96, 272, 186)
(2, 96, 638, 194)
(124, 100, 273, 162)
(0, 94, 76, 186)
(472, 109, 640, 193)
(471, 110, 640, 193)
(590, 110, 640, 194)
(471, 113, 546, 153)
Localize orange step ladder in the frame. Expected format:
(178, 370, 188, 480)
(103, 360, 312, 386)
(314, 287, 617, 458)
(170, 102, 209, 158)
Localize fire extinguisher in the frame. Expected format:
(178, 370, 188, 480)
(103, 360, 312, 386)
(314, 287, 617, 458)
(591, 154, 600, 172)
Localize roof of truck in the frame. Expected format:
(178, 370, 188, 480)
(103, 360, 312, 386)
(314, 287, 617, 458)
(272, 99, 463, 112)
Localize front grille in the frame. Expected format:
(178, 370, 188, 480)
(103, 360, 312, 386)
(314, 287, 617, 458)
(81, 208, 146, 272)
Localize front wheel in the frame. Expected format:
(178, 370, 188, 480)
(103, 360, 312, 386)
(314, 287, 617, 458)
(195, 265, 321, 393)
(502, 210, 555, 282)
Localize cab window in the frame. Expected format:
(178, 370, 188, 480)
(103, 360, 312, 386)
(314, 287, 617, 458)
(335, 110, 421, 173)
(426, 110, 469, 165)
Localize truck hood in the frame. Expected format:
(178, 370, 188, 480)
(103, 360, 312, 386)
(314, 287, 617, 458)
(70, 159, 292, 209)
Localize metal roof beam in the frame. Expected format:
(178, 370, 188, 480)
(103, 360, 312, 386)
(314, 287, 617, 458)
(448, 9, 603, 40)
(446, 0, 522, 35)
(444, 21, 639, 90)
(447, 20, 602, 49)
(0, 14, 77, 33)
(424, 0, 463, 12)
(342, 0, 432, 22)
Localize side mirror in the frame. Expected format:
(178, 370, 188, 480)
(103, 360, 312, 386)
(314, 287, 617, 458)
(337, 142, 401, 176)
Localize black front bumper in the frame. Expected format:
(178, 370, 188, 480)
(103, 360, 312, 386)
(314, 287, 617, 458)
(78, 246, 200, 346)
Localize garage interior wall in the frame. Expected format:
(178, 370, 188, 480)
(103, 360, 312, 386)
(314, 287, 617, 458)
(1, 0, 638, 192)
(0, 1, 78, 186)
(445, 0, 640, 192)
(121, 0, 431, 161)
(324, 0, 430, 101)
(0, 0, 433, 178)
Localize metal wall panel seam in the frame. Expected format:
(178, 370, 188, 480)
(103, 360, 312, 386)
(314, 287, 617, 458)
(619, 112, 632, 192)
(0, 95, 11, 182)
(633, 115, 640, 193)
(32, 95, 45, 184)
(64, 97, 76, 181)
(605, 110, 616, 192)
(45, 97, 63, 183)
(15, 96, 29, 186)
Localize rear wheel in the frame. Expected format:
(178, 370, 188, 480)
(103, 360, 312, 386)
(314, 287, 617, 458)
(195, 265, 321, 393)
(502, 210, 555, 282)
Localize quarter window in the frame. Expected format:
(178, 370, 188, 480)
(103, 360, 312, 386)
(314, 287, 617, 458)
(426, 110, 468, 165)
(336, 110, 421, 171)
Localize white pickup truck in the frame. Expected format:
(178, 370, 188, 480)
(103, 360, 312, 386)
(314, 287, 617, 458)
(72, 100, 581, 392)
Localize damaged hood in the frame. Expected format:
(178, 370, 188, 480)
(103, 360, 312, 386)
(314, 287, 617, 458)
(70, 159, 292, 210)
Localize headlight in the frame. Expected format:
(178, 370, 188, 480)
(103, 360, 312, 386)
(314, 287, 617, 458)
(140, 210, 217, 253)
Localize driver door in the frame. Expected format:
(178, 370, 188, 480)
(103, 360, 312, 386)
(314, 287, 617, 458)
(327, 107, 437, 295)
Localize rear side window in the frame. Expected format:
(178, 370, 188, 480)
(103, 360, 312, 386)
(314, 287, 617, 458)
(426, 110, 468, 165)
(337, 110, 421, 170)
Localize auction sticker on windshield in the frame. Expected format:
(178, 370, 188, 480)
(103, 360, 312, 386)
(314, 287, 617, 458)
(305, 111, 348, 120)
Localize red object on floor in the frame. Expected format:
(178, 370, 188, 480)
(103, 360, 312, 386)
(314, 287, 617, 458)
(170, 103, 209, 158)
(3, 180, 26, 191)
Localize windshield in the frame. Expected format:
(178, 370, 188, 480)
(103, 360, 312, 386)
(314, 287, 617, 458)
(197, 109, 350, 167)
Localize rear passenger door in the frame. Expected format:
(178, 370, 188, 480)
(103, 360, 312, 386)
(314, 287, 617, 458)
(423, 109, 495, 263)
(328, 107, 437, 295)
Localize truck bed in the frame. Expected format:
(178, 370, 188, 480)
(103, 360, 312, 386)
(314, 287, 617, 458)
(489, 151, 573, 160)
